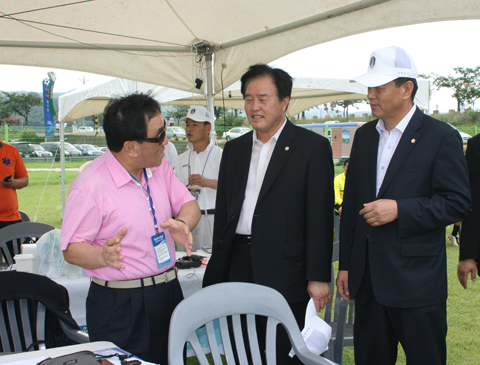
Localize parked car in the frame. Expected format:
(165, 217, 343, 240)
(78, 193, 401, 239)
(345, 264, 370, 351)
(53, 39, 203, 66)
(75, 126, 96, 136)
(166, 126, 186, 139)
(448, 123, 472, 144)
(76, 144, 103, 156)
(99, 147, 107, 153)
(222, 127, 250, 141)
(9, 142, 53, 157)
(40, 142, 82, 156)
(30, 144, 54, 157)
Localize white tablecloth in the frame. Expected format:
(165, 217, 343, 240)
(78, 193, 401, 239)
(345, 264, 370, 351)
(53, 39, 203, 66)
(54, 255, 206, 328)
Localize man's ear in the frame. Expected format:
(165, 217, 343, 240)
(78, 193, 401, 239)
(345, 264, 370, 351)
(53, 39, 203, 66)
(402, 80, 414, 102)
(123, 140, 138, 157)
(282, 96, 290, 113)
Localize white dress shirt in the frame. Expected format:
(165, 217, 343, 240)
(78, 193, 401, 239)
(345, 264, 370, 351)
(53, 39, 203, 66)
(172, 138, 223, 210)
(376, 105, 417, 196)
(236, 119, 287, 235)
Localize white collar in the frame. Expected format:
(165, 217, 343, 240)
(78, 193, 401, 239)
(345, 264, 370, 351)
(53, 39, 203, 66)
(376, 105, 417, 134)
(252, 117, 287, 144)
(187, 138, 214, 154)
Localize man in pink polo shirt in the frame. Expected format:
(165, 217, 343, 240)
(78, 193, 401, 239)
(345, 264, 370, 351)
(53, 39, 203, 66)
(61, 93, 200, 364)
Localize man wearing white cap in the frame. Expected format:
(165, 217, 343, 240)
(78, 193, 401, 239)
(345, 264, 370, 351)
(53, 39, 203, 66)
(172, 106, 223, 252)
(336, 46, 471, 364)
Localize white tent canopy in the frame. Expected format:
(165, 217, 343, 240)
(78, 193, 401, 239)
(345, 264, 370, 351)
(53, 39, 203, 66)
(59, 77, 430, 121)
(163, 78, 431, 116)
(1, 0, 479, 98)
(58, 78, 194, 122)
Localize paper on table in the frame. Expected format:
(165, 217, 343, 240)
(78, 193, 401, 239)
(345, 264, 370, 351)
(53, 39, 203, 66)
(1, 357, 47, 365)
(94, 348, 157, 365)
(289, 298, 332, 357)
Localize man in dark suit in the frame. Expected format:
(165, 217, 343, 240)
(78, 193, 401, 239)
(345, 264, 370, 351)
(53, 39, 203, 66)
(336, 46, 471, 365)
(458, 133, 480, 288)
(203, 64, 334, 364)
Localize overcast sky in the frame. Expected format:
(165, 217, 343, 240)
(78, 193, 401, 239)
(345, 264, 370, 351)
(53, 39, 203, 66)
(0, 19, 478, 113)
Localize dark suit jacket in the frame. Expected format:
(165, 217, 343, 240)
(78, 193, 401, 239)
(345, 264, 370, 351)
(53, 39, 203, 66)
(460, 134, 480, 263)
(339, 108, 471, 308)
(203, 120, 334, 303)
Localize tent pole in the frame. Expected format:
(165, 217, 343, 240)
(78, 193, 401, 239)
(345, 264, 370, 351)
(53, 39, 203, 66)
(205, 53, 215, 135)
(205, 54, 214, 115)
(60, 121, 65, 220)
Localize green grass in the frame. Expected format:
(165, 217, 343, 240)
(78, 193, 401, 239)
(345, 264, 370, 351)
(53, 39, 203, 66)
(17, 161, 81, 227)
(18, 162, 480, 364)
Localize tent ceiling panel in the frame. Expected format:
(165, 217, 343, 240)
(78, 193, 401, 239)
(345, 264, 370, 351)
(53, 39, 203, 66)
(0, 0, 478, 95)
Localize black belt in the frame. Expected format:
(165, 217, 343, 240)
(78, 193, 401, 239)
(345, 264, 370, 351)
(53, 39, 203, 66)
(202, 209, 215, 214)
(235, 234, 252, 244)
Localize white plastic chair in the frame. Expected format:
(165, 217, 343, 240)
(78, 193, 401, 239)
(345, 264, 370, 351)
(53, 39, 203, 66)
(0, 271, 89, 353)
(0, 222, 54, 266)
(168, 282, 338, 365)
(19, 211, 30, 222)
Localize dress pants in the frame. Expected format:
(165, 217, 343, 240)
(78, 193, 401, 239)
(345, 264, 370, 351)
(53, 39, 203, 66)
(228, 235, 308, 365)
(87, 277, 184, 364)
(354, 250, 447, 365)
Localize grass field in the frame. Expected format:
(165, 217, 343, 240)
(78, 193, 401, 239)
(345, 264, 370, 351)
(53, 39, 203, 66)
(17, 161, 480, 364)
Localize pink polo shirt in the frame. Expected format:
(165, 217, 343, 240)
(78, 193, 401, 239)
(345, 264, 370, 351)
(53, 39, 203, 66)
(61, 149, 194, 281)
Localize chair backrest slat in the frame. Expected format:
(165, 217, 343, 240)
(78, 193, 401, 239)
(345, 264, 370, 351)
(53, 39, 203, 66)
(36, 303, 47, 350)
(0, 303, 12, 352)
(19, 299, 34, 351)
(232, 314, 248, 364)
(6, 300, 22, 352)
(205, 320, 223, 363)
(0, 246, 13, 267)
(218, 316, 236, 364)
(265, 317, 279, 364)
(246, 314, 262, 364)
(186, 332, 210, 365)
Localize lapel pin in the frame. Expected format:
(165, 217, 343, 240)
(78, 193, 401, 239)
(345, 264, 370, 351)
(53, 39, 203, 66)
(411, 138, 416, 144)
(285, 146, 289, 151)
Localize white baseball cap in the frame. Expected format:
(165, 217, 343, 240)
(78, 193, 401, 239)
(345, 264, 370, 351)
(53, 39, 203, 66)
(180, 106, 213, 124)
(350, 46, 417, 87)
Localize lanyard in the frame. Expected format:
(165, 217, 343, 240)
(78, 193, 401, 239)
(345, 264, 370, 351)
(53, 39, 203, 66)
(130, 169, 160, 236)
(187, 143, 214, 179)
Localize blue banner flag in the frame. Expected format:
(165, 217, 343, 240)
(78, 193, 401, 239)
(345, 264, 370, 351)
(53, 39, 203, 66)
(42, 76, 54, 136)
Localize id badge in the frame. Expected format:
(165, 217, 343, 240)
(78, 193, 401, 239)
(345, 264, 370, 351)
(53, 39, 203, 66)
(151, 232, 172, 268)
(188, 187, 201, 201)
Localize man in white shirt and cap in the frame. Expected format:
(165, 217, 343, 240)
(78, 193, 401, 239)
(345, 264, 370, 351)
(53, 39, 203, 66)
(172, 107, 223, 252)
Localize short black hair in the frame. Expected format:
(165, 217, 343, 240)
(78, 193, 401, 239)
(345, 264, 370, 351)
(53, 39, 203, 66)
(240, 64, 292, 105)
(344, 158, 350, 166)
(394, 78, 418, 103)
(103, 93, 161, 152)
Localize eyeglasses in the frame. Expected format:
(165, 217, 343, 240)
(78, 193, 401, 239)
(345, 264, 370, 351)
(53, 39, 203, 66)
(137, 127, 166, 145)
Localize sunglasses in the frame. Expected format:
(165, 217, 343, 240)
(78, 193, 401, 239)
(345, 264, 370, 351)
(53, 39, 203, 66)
(137, 127, 166, 145)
